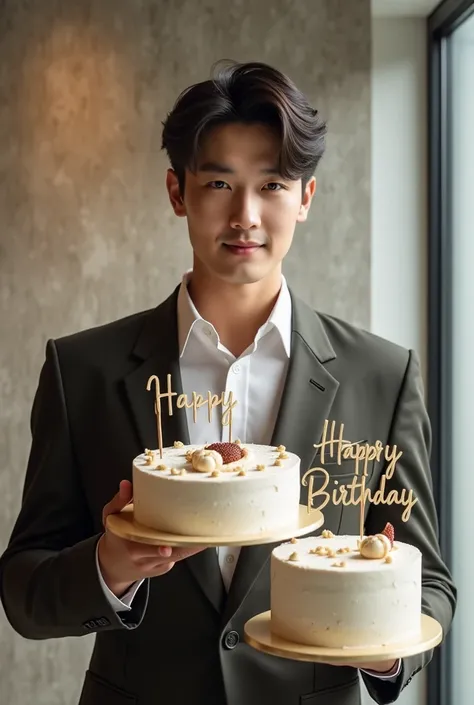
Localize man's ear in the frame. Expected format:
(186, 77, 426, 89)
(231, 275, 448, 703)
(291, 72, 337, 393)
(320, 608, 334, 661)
(297, 177, 316, 223)
(166, 169, 186, 217)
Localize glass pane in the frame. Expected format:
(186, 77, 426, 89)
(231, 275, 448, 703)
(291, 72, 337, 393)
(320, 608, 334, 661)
(450, 11, 474, 705)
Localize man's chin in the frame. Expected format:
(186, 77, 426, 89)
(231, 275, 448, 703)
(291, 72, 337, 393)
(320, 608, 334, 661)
(214, 267, 270, 286)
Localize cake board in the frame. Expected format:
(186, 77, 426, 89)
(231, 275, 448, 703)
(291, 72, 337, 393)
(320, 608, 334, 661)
(244, 611, 443, 665)
(106, 504, 324, 547)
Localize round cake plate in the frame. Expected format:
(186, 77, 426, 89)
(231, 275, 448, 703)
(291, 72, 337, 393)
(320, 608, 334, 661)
(244, 611, 443, 665)
(106, 504, 323, 547)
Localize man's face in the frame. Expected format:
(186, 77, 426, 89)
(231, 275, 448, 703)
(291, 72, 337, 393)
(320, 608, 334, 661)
(166, 122, 315, 286)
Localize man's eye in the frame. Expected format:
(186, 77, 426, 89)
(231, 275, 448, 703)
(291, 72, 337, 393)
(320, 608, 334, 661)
(207, 181, 230, 189)
(264, 183, 285, 191)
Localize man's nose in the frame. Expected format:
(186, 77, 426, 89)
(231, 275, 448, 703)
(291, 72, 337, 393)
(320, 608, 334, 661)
(228, 192, 261, 230)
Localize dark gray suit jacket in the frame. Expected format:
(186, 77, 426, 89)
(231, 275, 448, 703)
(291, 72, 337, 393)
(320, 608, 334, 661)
(0, 286, 456, 705)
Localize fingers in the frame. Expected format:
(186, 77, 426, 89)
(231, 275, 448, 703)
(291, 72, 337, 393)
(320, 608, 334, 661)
(150, 561, 175, 576)
(131, 548, 172, 564)
(102, 481, 133, 526)
(123, 543, 204, 563)
(118, 480, 133, 503)
(134, 558, 176, 577)
(131, 551, 199, 579)
(99, 501, 207, 587)
(142, 548, 203, 577)
(121, 543, 203, 578)
(170, 546, 207, 562)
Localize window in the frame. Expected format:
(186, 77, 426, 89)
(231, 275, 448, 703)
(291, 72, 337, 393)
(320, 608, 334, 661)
(428, 2, 474, 704)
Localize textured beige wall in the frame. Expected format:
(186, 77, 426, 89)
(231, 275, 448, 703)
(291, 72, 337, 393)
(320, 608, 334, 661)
(0, 1, 371, 703)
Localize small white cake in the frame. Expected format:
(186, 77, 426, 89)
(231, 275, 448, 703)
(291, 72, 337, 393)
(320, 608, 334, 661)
(271, 531, 422, 648)
(132, 441, 301, 536)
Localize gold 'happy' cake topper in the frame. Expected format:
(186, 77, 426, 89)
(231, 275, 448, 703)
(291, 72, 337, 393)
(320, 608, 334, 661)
(302, 419, 418, 539)
(146, 373, 238, 458)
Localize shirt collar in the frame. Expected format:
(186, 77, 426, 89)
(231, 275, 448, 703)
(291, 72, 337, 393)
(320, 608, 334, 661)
(177, 271, 292, 358)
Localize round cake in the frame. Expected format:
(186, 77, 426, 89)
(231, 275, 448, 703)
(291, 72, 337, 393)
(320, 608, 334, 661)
(270, 529, 422, 648)
(132, 441, 301, 536)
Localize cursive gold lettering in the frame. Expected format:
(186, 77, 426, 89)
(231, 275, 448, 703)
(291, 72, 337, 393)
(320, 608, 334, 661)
(401, 490, 418, 521)
(302, 457, 418, 524)
(146, 375, 238, 443)
(302, 467, 331, 515)
(363, 473, 418, 521)
(207, 392, 221, 423)
(384, 445, 403, 480)
(346, 474, 363, 505)
(333, 483, 349, 506)
(221, 391, 237, 427)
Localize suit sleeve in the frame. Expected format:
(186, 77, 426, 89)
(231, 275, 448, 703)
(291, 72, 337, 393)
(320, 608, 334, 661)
(361, 350, 457, 704)
(0, 339, 149, 639)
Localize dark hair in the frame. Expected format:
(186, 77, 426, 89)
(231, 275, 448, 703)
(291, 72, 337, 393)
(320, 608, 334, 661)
(161, 60, 327, 194)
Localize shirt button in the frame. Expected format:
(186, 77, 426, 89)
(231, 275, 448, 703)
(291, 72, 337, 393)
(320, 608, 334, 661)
(223, 630, 239, 649)
(225, 554, 234, 564)
(232, 364, 241, 374)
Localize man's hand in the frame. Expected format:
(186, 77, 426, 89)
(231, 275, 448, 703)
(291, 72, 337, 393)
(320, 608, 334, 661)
(97, 480, 205, 598)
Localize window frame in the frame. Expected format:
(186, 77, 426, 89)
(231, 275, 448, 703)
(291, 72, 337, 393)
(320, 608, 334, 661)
(427, 2, 474, 704)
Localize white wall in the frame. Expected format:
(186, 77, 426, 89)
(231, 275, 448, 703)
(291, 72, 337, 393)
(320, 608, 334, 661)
(371, 16, 428, 370)
(367, 16, 428, 705)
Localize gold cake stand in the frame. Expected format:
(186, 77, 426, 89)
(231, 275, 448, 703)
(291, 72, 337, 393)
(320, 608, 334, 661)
(244, 611, 443, 665)
(106, 504, 323, 547)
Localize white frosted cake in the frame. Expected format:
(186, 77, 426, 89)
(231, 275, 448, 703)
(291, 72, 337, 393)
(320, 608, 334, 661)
(271, 528, 422, 648)
(132, 441, 301, 536)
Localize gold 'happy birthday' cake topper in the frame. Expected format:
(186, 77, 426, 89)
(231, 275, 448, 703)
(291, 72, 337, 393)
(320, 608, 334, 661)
(146, 374, 238, 457)
(302, 420, 418, 539)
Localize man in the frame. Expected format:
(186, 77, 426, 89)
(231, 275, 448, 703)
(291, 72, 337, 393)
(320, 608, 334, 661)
(0, 61, 456, 705)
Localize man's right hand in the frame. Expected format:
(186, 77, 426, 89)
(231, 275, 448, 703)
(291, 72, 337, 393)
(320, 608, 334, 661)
(97, 480, 205, 598)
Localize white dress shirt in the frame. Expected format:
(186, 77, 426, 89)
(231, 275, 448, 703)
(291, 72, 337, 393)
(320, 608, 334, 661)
(177, 271, 291, 588)
(96, 272, 400, 681)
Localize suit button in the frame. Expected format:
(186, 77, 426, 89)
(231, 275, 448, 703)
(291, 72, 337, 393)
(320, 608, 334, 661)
(223, 630, 239, 649)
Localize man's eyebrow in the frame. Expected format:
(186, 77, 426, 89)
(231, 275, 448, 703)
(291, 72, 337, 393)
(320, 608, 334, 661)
(197, 161, 281, 175)
(198, 162, 234, 173)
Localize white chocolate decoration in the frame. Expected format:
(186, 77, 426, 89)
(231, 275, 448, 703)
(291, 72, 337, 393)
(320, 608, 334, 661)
(191, 449, 223, 473)
(360, 533, 392, 559)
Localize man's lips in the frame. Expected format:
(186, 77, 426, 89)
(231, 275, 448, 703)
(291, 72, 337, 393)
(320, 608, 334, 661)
(222, 242, 264, 255)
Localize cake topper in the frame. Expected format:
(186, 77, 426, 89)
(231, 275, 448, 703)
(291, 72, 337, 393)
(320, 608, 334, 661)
(146, 373, 237, 457)
(302, 419, 418, 539)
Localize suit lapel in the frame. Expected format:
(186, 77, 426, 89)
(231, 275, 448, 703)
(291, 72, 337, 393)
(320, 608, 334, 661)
(271, 295, 340, 477)
(222, 294, 339, 626)
(123, 287, 189, 452)
(122, 286, 224, 614)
